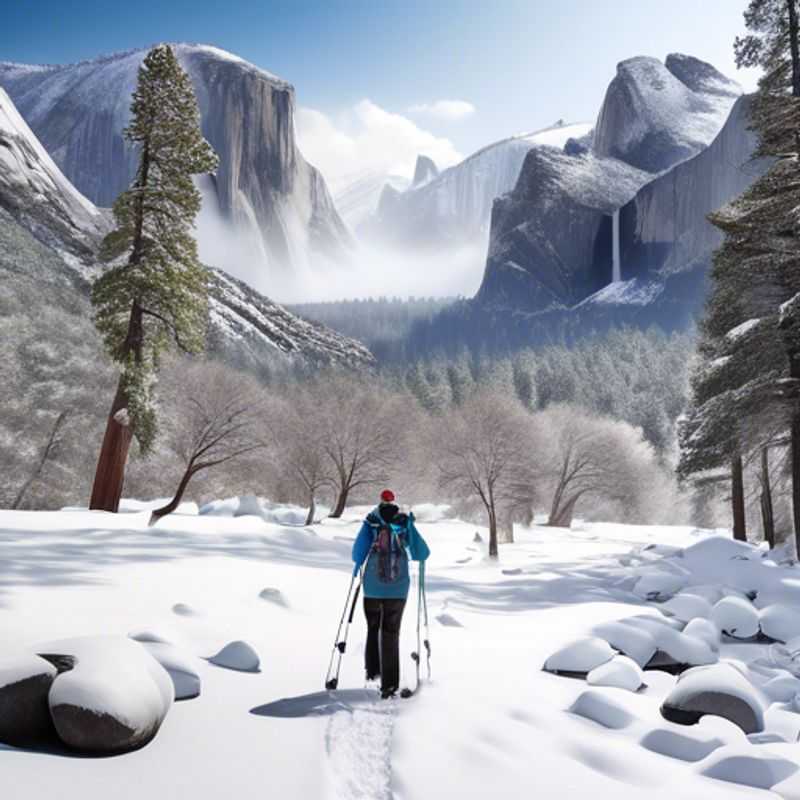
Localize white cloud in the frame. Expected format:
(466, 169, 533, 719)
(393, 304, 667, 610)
(407, 99, 476, 121)
(295, 99, 463, 189)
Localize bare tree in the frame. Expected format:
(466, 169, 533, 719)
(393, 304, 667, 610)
(313, 375, 406, 518)
(148, 360, 267, 524)
(534, 405, 662, 528)
(436, 389, 536, 557)
(265, 394, 333, 525)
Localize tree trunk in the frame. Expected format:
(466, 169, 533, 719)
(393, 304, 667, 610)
(487, 505, 498, 558)
(149, 464, 196, 525)
(760, 447, 776, 549)
(329, 486, 349, 519)
(788, 0, 800, 97)
(305, 493, 316, 527)
(89, 302, 143, 512)
(12, 410, 69, 510)
(731, 454, 747, 542)
(791, 412, 800, 558)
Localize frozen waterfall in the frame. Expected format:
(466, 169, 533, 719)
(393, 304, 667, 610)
(612, 209, 621, 283)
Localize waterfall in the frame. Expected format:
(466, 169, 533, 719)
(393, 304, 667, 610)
(612, 209, 621, 283)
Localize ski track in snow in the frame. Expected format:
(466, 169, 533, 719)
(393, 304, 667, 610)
(325, 699, 397, 800)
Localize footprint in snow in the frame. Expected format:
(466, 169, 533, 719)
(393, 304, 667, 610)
(259, 587, 289, 608)
(436, 613, 463, 628)
(325, 696, 396, 800)
(172, 603, 200, 617)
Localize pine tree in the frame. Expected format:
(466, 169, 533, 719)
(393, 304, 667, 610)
(89, 45, 218, 512)
(681, 1, 800, 547)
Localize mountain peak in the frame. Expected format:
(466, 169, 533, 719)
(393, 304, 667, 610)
(412, 155, 439, 188)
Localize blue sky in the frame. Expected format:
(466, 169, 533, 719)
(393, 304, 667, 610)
(5, 0, 759, 170)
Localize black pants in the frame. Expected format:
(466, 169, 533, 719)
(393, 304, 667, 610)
(364, 597, 406, 692)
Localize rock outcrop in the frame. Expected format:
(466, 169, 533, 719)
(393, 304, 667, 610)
(593, 54, 740, 173)
(412, 155, 439, 187)
(0, 44, 353, 282)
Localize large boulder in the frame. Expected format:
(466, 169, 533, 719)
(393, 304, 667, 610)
(42, 636, 173, 754)
(0, 654, 58, 748)
(661, 662, 766, 734)
(711, 596, 760, 639)
(131, 638, 202, 700)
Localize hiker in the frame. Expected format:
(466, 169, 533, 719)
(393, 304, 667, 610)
(351, 489, 430, 698)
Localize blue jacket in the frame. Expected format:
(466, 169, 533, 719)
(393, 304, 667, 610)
(352, 506, 430, 599)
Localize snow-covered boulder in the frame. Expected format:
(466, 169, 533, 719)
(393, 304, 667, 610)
(711, 596, 760, 639)
(759, 604, 800, 643)
(632, 571, 688, 601)
(683, 618, 720, 653)
(660, 593, 713, 623)
(41, 637, 173, 754)
(661, 662, 766, 734)
(543, 637, 615, 676)
(626, 615, 717, 672)
(234, 495, 264, 518)
(591, 620, 657, 667)
(137, 641, 201, 700)
(587, 655, 643, 691)
(209, 640, 261, 673)
(0, 654, 58, 748)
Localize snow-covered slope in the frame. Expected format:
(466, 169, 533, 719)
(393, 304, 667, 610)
(368, 121, 593, 246)
(0, 44, 354, 289)
(593, 54, 741, 172)
(0, 87, 108, 264)
(0, 87, 372, 372)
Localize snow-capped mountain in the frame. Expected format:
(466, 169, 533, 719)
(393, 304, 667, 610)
(0, 44, 353, 291)
(0, 87, 373, 372)
(367, 121, 593, 247)
(593, 54, 741, 172)
(331, 169, 411, 230)
(476, 54, 745, 315)
(0, 87, 110, 265)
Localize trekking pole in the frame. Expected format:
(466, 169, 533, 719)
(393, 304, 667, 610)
(402, 562, 425, 697)
(421, 561, 431, 679)
(324, 570, 362, 690)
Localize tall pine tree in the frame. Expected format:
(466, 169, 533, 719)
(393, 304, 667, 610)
(89, 45, 218, 512)
(681, 1, 800, 548)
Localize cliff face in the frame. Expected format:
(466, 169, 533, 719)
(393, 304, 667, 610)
(367, 122, 593, 247)
(0, 44, 353, 281)
(477, 149, 650, 310)
(0, 86, 372, 373)
(618, 95, 765, 281)
(475, 54, 748, 320)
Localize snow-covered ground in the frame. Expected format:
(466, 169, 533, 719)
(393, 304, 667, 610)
(2, 503, 800, 798)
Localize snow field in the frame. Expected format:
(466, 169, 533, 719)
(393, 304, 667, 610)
(1, 507, 800, 797)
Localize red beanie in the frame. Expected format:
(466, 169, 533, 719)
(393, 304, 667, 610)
(380, 489, 396, 503)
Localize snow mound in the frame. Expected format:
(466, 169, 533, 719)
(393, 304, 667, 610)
(41, 636, 173, 753)
(661, 662, 766, 733)
(543, 637, 616, 676)
(138, 641, 201, 700)
(632, 571, 688, 601)
(711, 596, 760, 639)
(660, 593, 713, 623)
(682, 618, 720, 653)
(435, 613, 464, 628)
(626, 615, 717, 669)
(209, 641, 261, 673)
(639, 727, 724, 762)
(591, 620, 657, 667)
(759, 604, 800, 643)
(700, 751, 797, 791)
(568, 690, 636, 729)
(410, 503, 452, 523)
(586, 655, 643, 691)
(128, 630, 171, 644)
